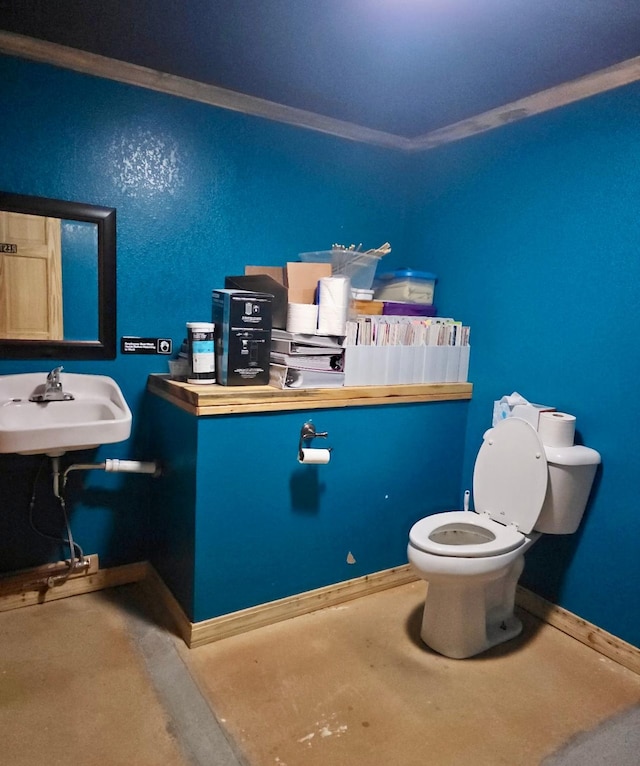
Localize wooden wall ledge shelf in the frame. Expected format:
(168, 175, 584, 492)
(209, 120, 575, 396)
(147, 374, 472, 416)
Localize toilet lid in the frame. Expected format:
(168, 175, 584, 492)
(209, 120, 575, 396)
(473, 417, 548, 534)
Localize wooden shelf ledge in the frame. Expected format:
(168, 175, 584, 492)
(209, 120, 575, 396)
(147, 374, 472, 416)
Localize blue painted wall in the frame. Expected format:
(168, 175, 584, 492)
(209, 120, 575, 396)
(148, 398, 468, 622)
(408, 84, 640, 646)
(0, 54, 413, 572)
(1, 53, 638, 647)
(61, 220, 99, 340)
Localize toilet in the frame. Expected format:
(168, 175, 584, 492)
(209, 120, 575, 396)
(407, 415, 600, 659)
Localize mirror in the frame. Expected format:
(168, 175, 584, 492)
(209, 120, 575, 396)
(0, 192, 116, 360)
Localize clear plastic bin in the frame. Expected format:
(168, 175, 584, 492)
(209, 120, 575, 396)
(374, 269, 437, 304)
(299, 249, 381, 290)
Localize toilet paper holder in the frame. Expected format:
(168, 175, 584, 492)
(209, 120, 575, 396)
(298, 421, 331, 460)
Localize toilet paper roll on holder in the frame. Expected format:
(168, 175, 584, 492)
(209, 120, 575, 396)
(298, 421, 332, 460)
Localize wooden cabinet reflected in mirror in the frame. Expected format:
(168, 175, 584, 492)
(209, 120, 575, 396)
(0, 192, 116, 360)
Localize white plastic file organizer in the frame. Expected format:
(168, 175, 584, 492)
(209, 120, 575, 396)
(343, 344, 470, 386)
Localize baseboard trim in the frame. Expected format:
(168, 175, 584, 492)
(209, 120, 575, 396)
(0, 556, 147, 612)
(2, 556, 636, 674)
(142, 565, 194, 646)
(148, 568, 639, 674)
(516, 586, 640, 675)
(147, 564, 419, 649)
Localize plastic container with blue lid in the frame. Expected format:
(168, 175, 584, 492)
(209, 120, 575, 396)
(374, 269, 437, 304)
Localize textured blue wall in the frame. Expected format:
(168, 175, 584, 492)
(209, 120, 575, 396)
(61, 220, 99, 340)
(408, 83, 640, 646)
(0, 54, 412, 569)
(1, 53, 638, 647)
(148, 398, 468, 622)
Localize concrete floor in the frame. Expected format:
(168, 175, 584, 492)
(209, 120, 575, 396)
(1, 580, 639, 766)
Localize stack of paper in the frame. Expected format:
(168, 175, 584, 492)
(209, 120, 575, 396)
(344, 315, 469, 348)
(269, 329, 345, 389)
(342, 315, 471, 386)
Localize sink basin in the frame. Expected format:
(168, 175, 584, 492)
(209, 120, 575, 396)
(0, 372, 132, 455)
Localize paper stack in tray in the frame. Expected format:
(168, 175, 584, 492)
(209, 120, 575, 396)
(342, 315, 470, 386)
(268, 329, 345, 389)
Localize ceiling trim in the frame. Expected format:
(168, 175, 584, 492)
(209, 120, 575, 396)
(411, 55, 640, 150)
(0, 30, 410, 151)
(2, 30, 640, 153)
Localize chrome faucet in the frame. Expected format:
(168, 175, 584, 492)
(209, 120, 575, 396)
(45, 366, 64, 399)
(30, 366, 74, 402)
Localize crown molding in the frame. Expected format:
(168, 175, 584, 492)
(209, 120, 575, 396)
(2, 30, 640, 153)
(409, 54, 640, 150)
(0, 30, 410, 151)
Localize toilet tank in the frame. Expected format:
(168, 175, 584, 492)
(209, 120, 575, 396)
(534, 445, 601, 534)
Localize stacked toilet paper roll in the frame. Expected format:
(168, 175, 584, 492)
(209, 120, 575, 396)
(317, 276, 350, 336)
(286, 302, 318, 334)
(538, 411, 576, 447)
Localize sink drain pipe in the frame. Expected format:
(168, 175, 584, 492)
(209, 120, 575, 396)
(54, 458, 161, 495)
(44, 457, 161, 587)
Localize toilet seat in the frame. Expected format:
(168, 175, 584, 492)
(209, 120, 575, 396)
(409, 417, 549, 559)
(409, 511, 525, 558)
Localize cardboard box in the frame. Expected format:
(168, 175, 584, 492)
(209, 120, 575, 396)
(244, 265, 285, 284)
(225, 274, 287, 329)
(212, 289, 272, 386)
(351, 299, 384, 316)
(285, 262, 331, 304)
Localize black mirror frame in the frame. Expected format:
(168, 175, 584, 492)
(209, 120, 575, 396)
(0, 192, 116, 360)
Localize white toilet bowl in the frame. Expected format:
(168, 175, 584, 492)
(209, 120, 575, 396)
(408, 516, 539, 658)
(408, 415, 600, 659)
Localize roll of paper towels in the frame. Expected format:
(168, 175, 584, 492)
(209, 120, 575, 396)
(287, 302, 318, 334)
(317, 276, 350, 336)
(538, 411, 576, 447)
(298, 448, 331, 465)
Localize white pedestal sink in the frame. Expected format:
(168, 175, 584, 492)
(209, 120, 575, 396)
(0, 372, 132, 455)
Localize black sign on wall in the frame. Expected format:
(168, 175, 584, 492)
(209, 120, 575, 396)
(120, 336, 173, 355)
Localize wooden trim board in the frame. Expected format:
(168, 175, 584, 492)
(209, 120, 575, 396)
(0, 556, 147, 612)
(190, 566, 420, 648)
(410, 55, 640, 150)
(516, 586, 640, 675)
(1, 555, 636, 674)
(145, 565, 640, 674)
(142, 565, 194, 646)
(3, 30, 640, 151)
(147, 375, 473, 417)
(147, 564, 419, 649)
(0, 30, 409, 151)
